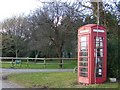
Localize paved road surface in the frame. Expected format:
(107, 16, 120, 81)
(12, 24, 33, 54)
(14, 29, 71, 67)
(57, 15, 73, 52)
(2, 68, 73, 73)
(1, 68, 73, 88)
(2, 80, 24, 88)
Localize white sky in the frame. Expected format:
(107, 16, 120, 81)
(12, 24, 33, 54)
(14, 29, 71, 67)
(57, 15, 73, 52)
(0, 0, 75, 22)
(0, 0, 119, 22)
(0, 0, 42, 22)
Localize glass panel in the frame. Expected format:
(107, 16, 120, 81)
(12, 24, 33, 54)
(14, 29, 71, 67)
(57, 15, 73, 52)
(80, 36, 88, 53)
(100, 52, 103, 57)
(95, 49, 103, 57)
(81, 57, 87, 61)
(96, 68, 102, 77)
(100, 37, 103, 41)
(80, 62, 88, 66)
(97, 49, 100, 56)
(100, 42, 103, 47)
(96, 37, 102, 41)
(99, 69, 102, 72)
(99, 37, 102, 40)
(80, 68, 88, 72)
(81, 37, 87, 42)
(100, 49, 103, 52)
(80, 72, 88, 77)
(94, 48, 100, 57)
(96, 42, 100, 47)
(97, 57, 103, 67)
(95, 57, 103, 77)
(81, 42, 87, 47)
(96, 37, 99, 41)
(81, 47, 87, 51)
(96, 37, 103, 48)
(81, 52, 87, 56)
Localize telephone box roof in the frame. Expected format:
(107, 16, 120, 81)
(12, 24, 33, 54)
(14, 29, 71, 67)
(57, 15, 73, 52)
(78, 24, 106, 30)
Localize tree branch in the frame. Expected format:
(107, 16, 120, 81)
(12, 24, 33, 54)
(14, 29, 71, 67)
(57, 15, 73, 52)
(78, 2, 93, 9)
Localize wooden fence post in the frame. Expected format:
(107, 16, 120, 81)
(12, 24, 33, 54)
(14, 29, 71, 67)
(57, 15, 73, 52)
(62, 59, 64, 67)
(11, 59, 14, 68)
(27, 59, 29, 68)
(44, 59, 46, 69)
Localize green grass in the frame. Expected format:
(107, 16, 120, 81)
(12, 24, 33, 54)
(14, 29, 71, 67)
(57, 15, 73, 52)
(8, 72, 119, 88)
(1, 60, 77, 69)
(8, 72, 78, 88)
(86, 83, 119, 88)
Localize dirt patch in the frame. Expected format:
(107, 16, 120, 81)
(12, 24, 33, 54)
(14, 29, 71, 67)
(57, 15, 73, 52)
(2, 75, 8, 80)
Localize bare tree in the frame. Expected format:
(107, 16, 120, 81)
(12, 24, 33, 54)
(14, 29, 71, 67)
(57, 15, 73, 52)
(28, 0, 85, 67)
(1, 16, 28, 57)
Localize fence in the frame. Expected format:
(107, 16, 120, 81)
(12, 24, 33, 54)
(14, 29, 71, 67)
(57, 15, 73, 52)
(0, 57, 77, 69)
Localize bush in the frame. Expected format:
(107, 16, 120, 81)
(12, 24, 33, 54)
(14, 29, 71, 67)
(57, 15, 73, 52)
(107, 35, 118, 79)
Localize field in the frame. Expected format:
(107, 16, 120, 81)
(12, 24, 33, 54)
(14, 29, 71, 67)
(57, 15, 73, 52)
(1, 59, 77, 69)
(2, 59, 119, 88)
(8, 72, 119, 88)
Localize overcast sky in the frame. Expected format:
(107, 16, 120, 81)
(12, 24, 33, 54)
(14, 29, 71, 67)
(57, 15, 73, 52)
(0, 0, 43, 22)
(0, 0, 75, 22)
(0, 0, 119, 22)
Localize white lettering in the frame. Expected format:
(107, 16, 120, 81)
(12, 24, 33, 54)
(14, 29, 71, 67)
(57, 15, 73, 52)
(80, 30, 89, 33)
(93, 29, 104, 33)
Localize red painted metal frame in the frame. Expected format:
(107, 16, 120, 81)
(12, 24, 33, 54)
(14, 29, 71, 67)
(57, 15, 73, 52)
(78, 24, 107, 84)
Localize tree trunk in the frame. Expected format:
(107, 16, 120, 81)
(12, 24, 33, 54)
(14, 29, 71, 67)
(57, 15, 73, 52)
(58, 52, 63, 68)
(35, 50, 39, 62)
(57, 47, 63, 68)
(15, 49, 18, 58)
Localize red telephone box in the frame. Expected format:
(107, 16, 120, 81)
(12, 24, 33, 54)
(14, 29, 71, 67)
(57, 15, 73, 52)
(78, 24, 107, 84)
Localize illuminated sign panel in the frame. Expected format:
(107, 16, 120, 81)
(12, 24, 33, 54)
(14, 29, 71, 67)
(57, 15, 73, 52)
(93, 29, 104, 33)
(80, 30, 89, 33)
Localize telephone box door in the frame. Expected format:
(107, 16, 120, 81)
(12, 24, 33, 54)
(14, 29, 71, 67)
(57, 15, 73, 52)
(78, 35, 90, 84)
(92, 35, 107, 84)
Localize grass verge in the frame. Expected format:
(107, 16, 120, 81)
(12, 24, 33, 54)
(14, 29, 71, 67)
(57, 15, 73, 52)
(8, 72, 119, 88)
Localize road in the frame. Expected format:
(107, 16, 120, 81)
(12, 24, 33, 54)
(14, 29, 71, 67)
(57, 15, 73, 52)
(1, 80, 24, 88)
(1, 68, 73, 88)
(2, 68, 73, 73)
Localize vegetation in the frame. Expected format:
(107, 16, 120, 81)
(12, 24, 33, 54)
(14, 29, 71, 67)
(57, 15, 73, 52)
(1, 1, 119, 77)
(8, 72, 118, 88)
